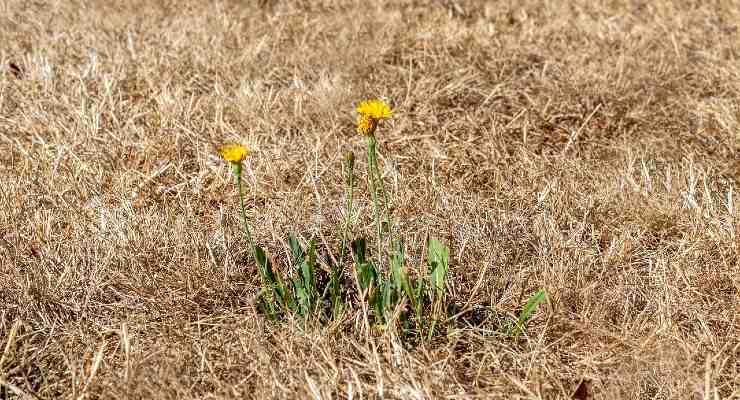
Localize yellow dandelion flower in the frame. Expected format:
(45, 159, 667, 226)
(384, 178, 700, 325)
(356, 99, 392, 120)
(355, 99, 392, 135)
(219, 143, 250, 164)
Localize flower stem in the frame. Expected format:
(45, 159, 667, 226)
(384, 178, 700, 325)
(235, 166, 256, 260)
(366, 135, 384, 264)
(373, 148, 393, 251)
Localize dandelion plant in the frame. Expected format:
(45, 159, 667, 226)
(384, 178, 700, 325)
(356, 99, 393, 263)
(219, 143, 287, 317)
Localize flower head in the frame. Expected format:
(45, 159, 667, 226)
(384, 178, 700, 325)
(356, 99, 392, 135)
(357, 99, 392, 119)
(219, 143, 250, 164)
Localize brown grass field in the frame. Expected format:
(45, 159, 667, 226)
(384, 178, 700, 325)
(1, 0, 739, 398)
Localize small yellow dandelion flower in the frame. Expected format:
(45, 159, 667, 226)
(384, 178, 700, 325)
(219, 143, 250, 164)
(355, 99, 392, 136)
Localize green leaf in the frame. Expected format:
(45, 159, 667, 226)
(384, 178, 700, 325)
(254, 246, 276, 284)
(512, 289, 547, 338)
(351, 238, 367, 265)
(328, 268, 343, 318)
(305, 240, 317, 270)
(322, 257, 344, 319)
(391, 241, 413, 302)
(358, 262, 377, 292)
(302, 241, 318, 311)
(292, 278, 307, 316)
(300, 262, 314, 294)
(254, 245, 288, 309)
(427, 238, 449, 296)
(413, 279, 425, 317)
(379, 279, 393, 323)
(288, 233, 305, 264)
(354, 238, 377, 293)
(285, 240, 318, 317)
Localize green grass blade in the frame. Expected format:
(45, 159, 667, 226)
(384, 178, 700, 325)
(512, 289, 547, 338)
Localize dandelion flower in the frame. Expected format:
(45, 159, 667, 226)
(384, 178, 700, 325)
(356, 99, 392, 135)
(219, 143, 250, 164)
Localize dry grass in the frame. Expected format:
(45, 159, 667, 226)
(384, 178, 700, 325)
(1, 0, 739, 398)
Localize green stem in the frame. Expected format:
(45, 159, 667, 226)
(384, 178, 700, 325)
(235, 167, 256, 256)
(366, 135, 384, 265)
(372, 147, 393, 253)
(235, 165, 268, 286)
(234, 164, 287, 316)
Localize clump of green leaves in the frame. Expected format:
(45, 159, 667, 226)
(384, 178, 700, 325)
(254, 233, 344, 322)
(287, 235, 319, 317)
(351, 236, 450, 339)
(253, 245, 289, 319)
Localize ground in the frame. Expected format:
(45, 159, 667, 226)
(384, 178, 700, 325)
(1, 1, 739, 399)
